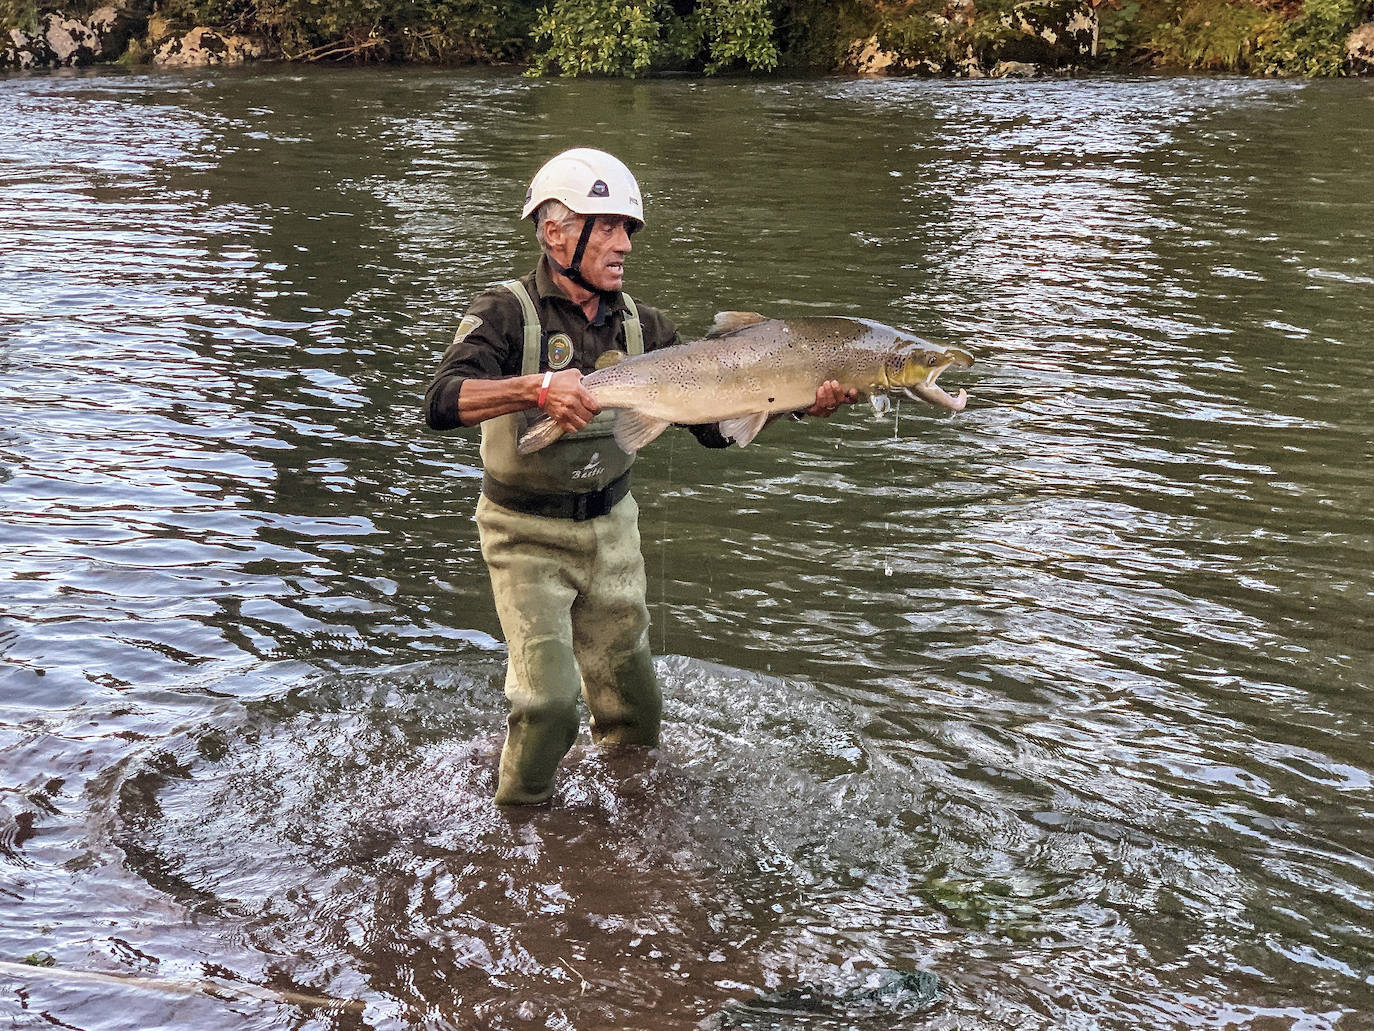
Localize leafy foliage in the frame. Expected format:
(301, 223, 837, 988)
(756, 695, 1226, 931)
(4, 0, 1365, 76)
(1256, 0, 1369, 75)
(528, 0, 659, 75)
(150, 0, 540, 61)
(1145, 0, 1275, 70)
(528, 0, 780, 76)
(1097, 0, 1143, 58)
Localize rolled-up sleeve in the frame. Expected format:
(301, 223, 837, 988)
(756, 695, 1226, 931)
(423, 289, 519, 431)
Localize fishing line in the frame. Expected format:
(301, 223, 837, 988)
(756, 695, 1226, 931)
(659, 429, 676, 654)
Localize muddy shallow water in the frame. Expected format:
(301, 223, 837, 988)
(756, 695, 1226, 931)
(1, 68, 1372, 1029)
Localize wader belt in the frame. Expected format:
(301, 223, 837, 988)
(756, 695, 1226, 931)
(482, 470, 631, 522)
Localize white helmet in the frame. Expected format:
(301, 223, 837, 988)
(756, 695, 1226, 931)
(522, 147, 644, 231)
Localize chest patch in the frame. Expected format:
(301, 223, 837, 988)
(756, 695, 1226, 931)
(547, 332, 574, 370)
(452, 314, 482, 345)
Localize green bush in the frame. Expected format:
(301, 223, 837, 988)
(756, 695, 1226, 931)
(528, 0, 660, 75)
(874, 2, 962, 74)
(7, 0, 1363, 75)
(1097, 0, 1143, 59)
(1256, 0, 1367, 75)
(151, 0, 538, 61)
(528, 0, 781, 76)
(773, 0, 876, 71)
(1145, 0, 1274, 70)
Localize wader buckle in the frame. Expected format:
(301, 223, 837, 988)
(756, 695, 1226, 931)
(570, 477, 623, 520)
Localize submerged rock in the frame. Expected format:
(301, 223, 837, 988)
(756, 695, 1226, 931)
(991, 59, 1042, 77)
(1348, 23, 1374, 75)
(704, 968, 943, 1028)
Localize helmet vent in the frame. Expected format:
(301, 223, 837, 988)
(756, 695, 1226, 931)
(588, 180, 610, 198)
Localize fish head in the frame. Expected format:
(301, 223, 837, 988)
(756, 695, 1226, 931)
(882, 337, 973, 413)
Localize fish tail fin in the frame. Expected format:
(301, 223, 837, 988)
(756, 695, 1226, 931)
(516, 416, 567, 455)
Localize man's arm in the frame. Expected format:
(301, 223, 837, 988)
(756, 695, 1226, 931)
(457, 370, 600, 432)
(425, 287, 601, 432)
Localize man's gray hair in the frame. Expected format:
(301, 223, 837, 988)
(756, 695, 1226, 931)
(533, 199, 580, 254)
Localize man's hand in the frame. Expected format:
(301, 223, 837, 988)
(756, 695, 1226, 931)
(541, 369, 601, 433)
(803, 380, 859, 418)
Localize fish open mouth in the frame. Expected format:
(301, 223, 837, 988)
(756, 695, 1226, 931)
(903, 350, 971, 412)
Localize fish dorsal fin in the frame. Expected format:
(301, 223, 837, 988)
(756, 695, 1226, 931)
(719, 412, 770, 448)
(595, 349, 627, 370)
(705, 311, 768, 338)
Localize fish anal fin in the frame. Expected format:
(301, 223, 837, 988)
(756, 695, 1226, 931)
(720, 412, 770, 448)
(612, 410, 672, 454)
(595, 349, 627, 370)
(705, 311, 769, 338)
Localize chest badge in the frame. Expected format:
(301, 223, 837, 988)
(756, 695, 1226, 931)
(547, 332, 574, 371)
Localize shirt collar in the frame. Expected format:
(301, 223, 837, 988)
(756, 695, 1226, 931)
(534, 256, 627, 320)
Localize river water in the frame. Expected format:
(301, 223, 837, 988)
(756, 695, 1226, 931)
(1, 66, 1371, 1030)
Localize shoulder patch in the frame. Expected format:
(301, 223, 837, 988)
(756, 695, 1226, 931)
(453, 314, 483, 345)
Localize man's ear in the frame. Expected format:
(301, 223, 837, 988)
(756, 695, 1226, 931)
(544, 216, 573, 250)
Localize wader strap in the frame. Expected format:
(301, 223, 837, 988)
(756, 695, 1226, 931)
(622, 293, 643, 356)
(500, 279, 543, 377)
(483, 469, 631, 522)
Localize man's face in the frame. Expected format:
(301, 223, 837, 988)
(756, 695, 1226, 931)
(550, 215, 634, 293)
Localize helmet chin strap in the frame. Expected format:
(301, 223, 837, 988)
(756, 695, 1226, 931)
(548, 215, 613, 296)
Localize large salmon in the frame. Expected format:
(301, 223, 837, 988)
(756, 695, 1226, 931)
(517, 311, 972, 455)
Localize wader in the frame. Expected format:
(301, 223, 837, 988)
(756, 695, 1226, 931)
(477, 280, 659, 806)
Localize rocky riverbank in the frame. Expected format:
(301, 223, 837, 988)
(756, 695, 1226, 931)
(2, 3, 267, 69)
(3, 0, 1373, 76)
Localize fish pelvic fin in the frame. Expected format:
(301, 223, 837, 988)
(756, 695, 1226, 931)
(516, 415, 568, 455)
(705, 311, 769, 338)
(594, 349, 627, 370)
(720, 412, 770, 448)
(612, 410, 672, 454)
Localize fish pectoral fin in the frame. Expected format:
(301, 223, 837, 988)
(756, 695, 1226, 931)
(612, 410, 672, 454)
(705, 311, 769, 338)
(719, 412, 770, 448)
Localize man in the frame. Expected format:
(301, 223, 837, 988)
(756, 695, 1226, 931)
(425, 148, 854, 806)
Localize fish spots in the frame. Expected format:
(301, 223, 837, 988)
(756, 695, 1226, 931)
(767, 396, 775, 403)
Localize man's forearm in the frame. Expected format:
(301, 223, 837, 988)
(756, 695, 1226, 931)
(457, 375, 543, 427)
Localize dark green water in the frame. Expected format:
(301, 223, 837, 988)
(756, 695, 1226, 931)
(1, 66, 1371, 1030)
